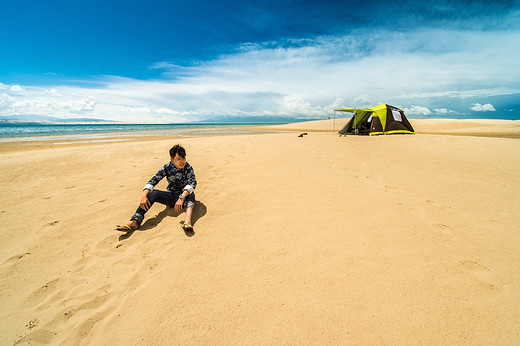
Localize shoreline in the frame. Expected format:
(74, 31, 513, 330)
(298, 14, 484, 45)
(0, 127, 284, 153)
(0, 118, 518, 155)
(1, 118, 519, 144)
(0, 123, 286, 142)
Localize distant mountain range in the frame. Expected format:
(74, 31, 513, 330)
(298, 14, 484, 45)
(0, 115, 116, 124)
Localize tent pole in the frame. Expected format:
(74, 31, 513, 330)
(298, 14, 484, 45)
(333, 111, 336, 134)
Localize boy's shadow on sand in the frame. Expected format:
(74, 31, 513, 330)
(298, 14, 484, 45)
(119, 201, 207, 241)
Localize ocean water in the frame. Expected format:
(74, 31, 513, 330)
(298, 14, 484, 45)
(0, 123, 282, 140)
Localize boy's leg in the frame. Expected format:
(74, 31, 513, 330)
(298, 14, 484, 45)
(181, 194, 196, 230)
(129, 190, 176, 227)
(185, 206, 194, 226)
(118, 190, 195, 232)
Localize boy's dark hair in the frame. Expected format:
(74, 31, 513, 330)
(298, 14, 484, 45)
(169, 144, 186, 159)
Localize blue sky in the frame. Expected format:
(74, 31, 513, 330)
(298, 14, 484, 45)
(1, 0, 519, 122)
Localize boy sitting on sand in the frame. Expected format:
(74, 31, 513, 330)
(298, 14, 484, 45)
(116, 144, 197, 232)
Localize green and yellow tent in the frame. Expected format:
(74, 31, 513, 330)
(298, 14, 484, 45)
(334, 104, 415, 135)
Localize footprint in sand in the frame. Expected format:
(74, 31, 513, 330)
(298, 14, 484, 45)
(24, 278, 62, 307)
(17, 226, 180, 344)
(224, 155, 234, 164)
(426, 223, 456, 243)
(37, 221, 59, 234)
(383, 185, 398, 192)
(458, 260, 502, 291)
(16, 329, 56, 345)
(89, 199, 107, 206)
(459, 260, 489, 272)
(426, 199, 452, 212)
(82, 244, 90, 258)
(26, 318, 39, 330)
(432, 223, 452, 235)
(8, 252, 31, 261)
(0, 252, 31, 269)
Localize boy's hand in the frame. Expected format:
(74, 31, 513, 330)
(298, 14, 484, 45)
(140, 195, 151, 211)
(174, 199, 183, 212)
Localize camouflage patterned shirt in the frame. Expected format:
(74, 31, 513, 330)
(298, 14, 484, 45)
(143, 161, 197, 195)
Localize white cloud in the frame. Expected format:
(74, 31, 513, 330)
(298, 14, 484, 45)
(281, 96, 340, 116)
(403, 106, 432, 116)
(0, 93, 12, 108)
(471, 103, 496, 111)
(150, 62, 177, 70)
(62, 98, 96, 113)
(399, 87, 520, 100)
(0, 92, 96, 116)
(46, 88, 60, 96)
(1, 27, 519, 122)
(9, 85, 25, 94)
(351, 95, 373, 109)
(156, 107, 181, 115)
(330, 98, 345, 110)
(435, 107, 460, 114)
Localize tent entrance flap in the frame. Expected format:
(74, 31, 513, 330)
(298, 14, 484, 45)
(338, 110, 373, 135)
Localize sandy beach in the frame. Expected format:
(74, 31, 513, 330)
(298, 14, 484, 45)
(1, 118, 519, 345)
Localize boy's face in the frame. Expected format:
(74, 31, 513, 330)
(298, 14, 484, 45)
(171, 153, 186, 169)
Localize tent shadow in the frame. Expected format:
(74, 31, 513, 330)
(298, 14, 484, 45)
(118, 201, 207, 240)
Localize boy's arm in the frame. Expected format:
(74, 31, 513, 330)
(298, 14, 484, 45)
(143, 165, 168, 192)
(183, 164, 197, 194)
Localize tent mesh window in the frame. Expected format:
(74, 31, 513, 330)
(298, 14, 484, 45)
(385, 107, 414, 133)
